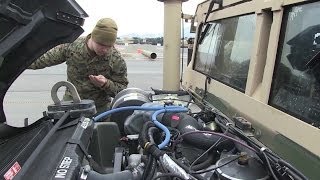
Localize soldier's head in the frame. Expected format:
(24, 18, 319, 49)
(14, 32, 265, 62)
(90, 18, 118, 56)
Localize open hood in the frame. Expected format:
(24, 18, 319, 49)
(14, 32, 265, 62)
(0, 0, 88, 123)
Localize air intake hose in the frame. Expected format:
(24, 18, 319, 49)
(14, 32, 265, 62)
(87, 170, 134, 180)
(162, 113, 234, 151)
(86, 162, 145, 180)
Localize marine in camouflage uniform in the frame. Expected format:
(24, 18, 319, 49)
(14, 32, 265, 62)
(29, 18, 128, 113)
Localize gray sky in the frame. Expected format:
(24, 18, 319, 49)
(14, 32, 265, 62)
(75, 0, 203, 36)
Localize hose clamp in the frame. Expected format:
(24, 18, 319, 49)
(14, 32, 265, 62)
(260, 147, 267, 152)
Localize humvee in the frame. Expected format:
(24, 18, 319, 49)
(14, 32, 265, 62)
(0, 0, 318, 179)
(182, 0, 320, 179)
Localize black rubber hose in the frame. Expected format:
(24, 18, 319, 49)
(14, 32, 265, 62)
(285, 168, 306, 180)
(170, 157, 205, 180)
(180, 128, 234, 151)
(147, 127, 159, 144)
(162, 113, 234, 151)
(144, 127, 160, 180)
(277, 159, 308, 180)
(142, 155, 153, 180)
(87, 170, 134, 180)
(146, 158, 157, 180)
(139, 121, 155, 147)
(191, 152, 215, 171)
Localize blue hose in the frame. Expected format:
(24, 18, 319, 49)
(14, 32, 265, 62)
(93, 105, 188, 149)
(94, 105, 184, 122)
(151, 107, 188, 149)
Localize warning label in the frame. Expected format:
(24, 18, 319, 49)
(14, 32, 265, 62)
(4, 162, 21, 180)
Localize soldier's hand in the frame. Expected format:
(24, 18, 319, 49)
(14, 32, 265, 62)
(89, 75, 109, 88)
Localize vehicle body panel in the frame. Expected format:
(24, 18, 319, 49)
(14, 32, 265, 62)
(183, 0, 320, 178)
(0, 0, 87, 123)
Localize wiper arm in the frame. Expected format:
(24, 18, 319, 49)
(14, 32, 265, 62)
(305, 49, 320, 69)
(197, 23, 211, 44)
(204, 0, 222, 23)
(197, 0, 222, 44)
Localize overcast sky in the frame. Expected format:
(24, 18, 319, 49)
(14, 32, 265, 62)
(75, 0, 203, 36)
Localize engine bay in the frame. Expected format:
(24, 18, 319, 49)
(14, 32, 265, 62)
(0, 87, 308, 180)
(79, 88, 307, 180)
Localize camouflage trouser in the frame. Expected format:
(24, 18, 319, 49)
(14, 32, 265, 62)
(63, 93, 111, 116)
(95, 102, 111, 115)
(94, 103, 111, 122)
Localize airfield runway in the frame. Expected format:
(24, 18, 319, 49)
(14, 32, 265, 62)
(4, 45, 189, 127)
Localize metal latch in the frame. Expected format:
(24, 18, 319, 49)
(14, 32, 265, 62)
(56, 11, 85, 26)
(47, 81, 97, 119)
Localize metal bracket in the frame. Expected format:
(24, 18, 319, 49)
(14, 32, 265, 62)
(51, 81, 81, 105)
(48, 81, 96, 119)
(56, 11, 84, 26)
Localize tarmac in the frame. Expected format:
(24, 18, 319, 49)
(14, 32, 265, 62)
(4, 44, 189, 127)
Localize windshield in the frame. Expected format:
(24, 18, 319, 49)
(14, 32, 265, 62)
(194, 14, 256, 92)
(270, 1, 320, 127)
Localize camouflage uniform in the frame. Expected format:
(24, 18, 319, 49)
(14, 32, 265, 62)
(29, 35, 128, 113)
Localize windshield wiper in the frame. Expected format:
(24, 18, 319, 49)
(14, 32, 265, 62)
(197, 23, 211, 44)
(306, 49, 320, 69)
(197, 0, 222, 44)
(204, 0, 222, 23)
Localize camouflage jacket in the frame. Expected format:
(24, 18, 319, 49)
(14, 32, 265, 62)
(29, 35, 128, 110)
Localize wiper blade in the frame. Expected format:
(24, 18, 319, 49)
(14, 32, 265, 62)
(204, 0, 222, 23)
(305, 49, 320, 69)
(197, 23, 211, 44)
(198, 0, 222, 44)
